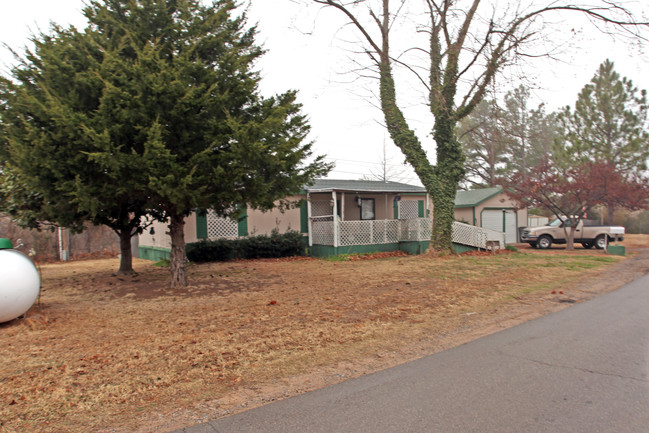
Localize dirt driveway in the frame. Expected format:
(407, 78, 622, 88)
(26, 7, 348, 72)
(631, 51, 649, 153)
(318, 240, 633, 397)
(1, 236, 648, 433)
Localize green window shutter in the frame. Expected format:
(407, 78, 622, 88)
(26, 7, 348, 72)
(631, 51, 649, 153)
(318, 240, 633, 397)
(394, 200, 399, 219)
(238, 208, 248, 237)
(196, 213, 208, 239)
(418, 200, 425, 218)
(300, 201, 308, 233)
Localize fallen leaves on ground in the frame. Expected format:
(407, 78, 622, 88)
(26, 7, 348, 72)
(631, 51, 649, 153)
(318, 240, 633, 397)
(1, 235, 647, 433)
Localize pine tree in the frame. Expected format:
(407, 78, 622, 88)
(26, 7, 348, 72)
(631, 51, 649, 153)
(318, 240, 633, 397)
(457, 98, 510, 188)
(457, 86, 558, 188)
(557, 59, 649, 223)
(503, 86, 559, 182)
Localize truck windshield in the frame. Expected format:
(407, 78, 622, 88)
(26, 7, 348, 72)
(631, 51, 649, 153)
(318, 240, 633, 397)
(548, 218, 573, 228)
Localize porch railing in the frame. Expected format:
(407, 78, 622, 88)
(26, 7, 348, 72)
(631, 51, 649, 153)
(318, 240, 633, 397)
(339, 219, 401, 246)
(400, 218, 433, 242)
(311, 218, 505, 250)
(311, 217, 432, 247)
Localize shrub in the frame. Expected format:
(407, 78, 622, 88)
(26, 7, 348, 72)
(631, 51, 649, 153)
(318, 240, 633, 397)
(185, 239, 236, 262)
(186, 230, 306, 263)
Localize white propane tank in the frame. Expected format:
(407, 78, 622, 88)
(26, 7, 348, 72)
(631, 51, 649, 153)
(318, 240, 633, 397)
(0, 239, 41, 323)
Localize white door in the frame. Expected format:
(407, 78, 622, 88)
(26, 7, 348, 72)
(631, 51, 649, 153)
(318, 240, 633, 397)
(482, 209, 518, 244)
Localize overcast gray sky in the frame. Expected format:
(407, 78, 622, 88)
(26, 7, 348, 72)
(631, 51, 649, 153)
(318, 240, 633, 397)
(2, 0, 648, 185)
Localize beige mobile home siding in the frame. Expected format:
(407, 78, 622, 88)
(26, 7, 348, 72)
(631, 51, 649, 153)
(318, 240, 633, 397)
(138, 214, 198, 249)
(340, 194, 395, 220)
(454, 207, 474, 225)
(246, 196, 302, 236)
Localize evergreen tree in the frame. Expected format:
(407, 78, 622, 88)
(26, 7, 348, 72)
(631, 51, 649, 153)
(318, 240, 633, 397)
(503, 86, 559, 181)
(457, 86, 558, 188)
(1, 0, 330, 286)
(457, 98, 510, 188)
(1, 24, 156, 273)
(557, 59, 649, 223)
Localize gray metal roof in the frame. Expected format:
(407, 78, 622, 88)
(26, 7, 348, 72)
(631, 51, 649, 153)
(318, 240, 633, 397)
(303, 181, 508, 207)
(304, 179, 426, 194)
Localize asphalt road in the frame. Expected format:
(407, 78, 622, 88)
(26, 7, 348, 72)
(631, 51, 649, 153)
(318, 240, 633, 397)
(170, 273, 649, 433)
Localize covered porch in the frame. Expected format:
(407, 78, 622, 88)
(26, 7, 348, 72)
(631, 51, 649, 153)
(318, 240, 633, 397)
(303, 180, 508, 256)
(304, 180, 432, 257)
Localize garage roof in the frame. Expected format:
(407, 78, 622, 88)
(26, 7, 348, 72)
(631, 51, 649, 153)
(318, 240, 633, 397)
(454, 187, 503, 207)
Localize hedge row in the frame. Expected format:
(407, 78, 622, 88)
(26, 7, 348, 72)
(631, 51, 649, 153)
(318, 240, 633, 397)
(186, 230, 306, 262)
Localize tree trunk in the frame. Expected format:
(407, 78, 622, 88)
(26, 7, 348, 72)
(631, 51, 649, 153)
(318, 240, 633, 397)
(431, 112, 464, 252)
(117, 229, 135, 274)
(607, 203, 615, 226)
(377, 64, 441, 251)
(430, 181, 457, 251)
(566, 226, 575, 251)
(168, 214, 187, 288)
(376, 71, 462, 252)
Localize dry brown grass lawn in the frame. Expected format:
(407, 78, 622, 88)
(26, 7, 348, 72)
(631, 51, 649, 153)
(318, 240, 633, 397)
(1, 235, 648, 433)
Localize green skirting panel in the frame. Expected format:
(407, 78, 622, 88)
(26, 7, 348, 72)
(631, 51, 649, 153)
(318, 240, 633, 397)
(309, 243, 400, 258)
(309, 241, 430, 258)
(138, 245, 171, 261)
(607, 245, 625, 256)
(309, 245, 337, 258)
(141, 242, 471, 260)
(399, 241, 430, 255)
(451, 243, 478, 254)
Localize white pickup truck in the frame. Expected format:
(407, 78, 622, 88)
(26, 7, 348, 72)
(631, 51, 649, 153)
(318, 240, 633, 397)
(521, 218, 625, 249)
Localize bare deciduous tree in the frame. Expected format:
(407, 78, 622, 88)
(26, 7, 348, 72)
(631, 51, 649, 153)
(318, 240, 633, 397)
(362, 139, 409, 182)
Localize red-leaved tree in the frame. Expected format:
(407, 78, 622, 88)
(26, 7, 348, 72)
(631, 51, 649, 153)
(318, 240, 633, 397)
(505, 160, 649, 250)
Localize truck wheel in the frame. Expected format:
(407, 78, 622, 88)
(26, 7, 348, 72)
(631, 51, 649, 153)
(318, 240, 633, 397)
(537, 235, 552, 249)
(582, 242, 594, 249)
(595, 235, 607, 250)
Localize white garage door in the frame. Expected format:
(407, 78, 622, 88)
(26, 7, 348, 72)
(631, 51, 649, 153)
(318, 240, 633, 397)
(482, 209, 518, 244)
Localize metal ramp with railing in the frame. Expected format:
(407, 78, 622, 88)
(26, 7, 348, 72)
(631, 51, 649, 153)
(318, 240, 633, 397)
(452, 222, 506, 251)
